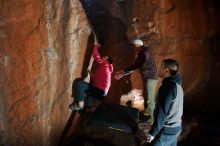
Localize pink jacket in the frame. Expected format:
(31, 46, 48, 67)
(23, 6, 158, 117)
(91, 46, 113, 92)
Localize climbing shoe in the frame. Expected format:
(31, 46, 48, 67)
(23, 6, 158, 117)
(69, 102, 83, 111)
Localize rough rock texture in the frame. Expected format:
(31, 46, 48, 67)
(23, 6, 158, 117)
(0, 0, 91, 145)
(87, 0, 220, 111)
(0, 0, 220, 145)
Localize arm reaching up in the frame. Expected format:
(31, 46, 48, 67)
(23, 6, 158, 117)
(93, 42, 103, 64)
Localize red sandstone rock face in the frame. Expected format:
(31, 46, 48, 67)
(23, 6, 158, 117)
(95, 0, 220, 110)
(0, 0, 90, 145)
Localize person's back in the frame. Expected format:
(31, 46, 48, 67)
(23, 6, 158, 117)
(138, 47, 157, 80)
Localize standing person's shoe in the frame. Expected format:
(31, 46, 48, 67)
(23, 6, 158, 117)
(139, 112, 153, 126)
(69, 102, 83, 111)
(139, 120, 153, 126)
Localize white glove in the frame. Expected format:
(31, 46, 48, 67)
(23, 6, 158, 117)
(146, 133, 154, 143)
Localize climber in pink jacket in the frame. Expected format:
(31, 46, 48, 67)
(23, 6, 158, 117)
(92, 42, 113, 92)
(85, 41, 113, 112)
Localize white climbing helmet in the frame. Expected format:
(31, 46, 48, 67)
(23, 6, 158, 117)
(130, 39, 144, 46)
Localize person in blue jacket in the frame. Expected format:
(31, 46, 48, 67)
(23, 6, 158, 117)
(146, 59, 184, 146)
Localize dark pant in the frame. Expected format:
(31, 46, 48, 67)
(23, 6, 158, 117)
(71, 79, 93, 106)
(85, 85, 107, 107)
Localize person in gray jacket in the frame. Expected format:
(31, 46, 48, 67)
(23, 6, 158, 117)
(146, 59, 184, 146)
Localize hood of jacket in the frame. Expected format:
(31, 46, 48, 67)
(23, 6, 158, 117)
(162, 74, 182, 85)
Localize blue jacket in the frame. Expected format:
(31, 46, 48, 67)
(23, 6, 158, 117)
(149, 74, 184, 136)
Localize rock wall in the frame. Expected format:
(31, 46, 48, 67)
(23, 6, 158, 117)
(89, 0, 220, 110)
(126, 0, 220, 111)
(0, 0, 91, 145)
